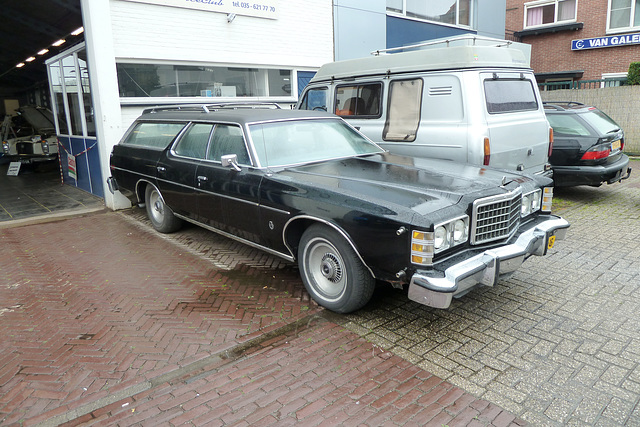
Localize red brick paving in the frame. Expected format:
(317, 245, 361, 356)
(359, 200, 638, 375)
(0, 211, 526, 426)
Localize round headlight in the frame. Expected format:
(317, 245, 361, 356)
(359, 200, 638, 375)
(434, 226, 448, 250)
(453, 219, 468, 243)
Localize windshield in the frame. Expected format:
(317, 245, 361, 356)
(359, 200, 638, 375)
(249, 118, 383, 167)
(580, 109, 620, 134)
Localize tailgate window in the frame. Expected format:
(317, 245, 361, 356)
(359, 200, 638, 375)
(484, 79, 538, 113)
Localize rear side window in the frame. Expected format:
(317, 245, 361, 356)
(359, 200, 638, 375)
(122, 122, 185, 149)
(173, 123, 213, 159)
(484, 79, 538, 113)
(334, 83, 382, 117)
(299, 87, 328, 112)
(383, 79, 423, 142)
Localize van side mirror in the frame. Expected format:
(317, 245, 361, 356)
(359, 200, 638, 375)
(221, 154, 242, 171)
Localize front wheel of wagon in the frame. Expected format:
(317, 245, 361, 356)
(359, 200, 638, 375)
(145, 185, 182, 233)
(298, 224, 375, 313)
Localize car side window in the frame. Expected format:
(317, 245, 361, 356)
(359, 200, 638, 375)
(334, 83, 382, 117)
(122, 122, 186, 149)
(383, 78, 423, 142)
(207, 124, 250, 165)
(173, 123, 213, 159)
(299, 87, 328, 111)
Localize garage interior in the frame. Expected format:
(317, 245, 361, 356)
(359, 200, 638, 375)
(0, 0, 104, 222)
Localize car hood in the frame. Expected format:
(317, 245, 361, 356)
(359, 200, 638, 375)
(17, 106, 56, 134)
(273, 152, 539, 216)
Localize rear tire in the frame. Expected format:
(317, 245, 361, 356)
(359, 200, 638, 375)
(145, 185, 182, 233)
(298, 224, 375, 313)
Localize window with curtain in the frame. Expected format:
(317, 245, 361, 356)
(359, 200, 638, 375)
(524, 0, 576, 28)
(608, 0, 640, 30)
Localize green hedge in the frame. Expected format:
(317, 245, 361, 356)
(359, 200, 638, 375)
(628, 62, 640, 85)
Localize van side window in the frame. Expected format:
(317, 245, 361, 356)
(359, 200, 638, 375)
(334, 83, 382, 117)
(383, 79, 423, 142)
(484, 79, 538, 113)
(299, 87, 328, 111)
(123, 122, 186, 149)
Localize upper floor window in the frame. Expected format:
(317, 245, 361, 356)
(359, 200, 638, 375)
(387, 0, 475, 28)
(524, 0, 577, 28)
(608, 0, 640, 31)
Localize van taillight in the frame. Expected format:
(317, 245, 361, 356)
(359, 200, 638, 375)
(483, 137, 490, 165)
(548, 128, 554, 157)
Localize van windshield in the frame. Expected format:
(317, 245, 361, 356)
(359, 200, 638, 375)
(484, 79, 538, 113)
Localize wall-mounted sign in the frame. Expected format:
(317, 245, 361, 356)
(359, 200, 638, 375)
(572, 33, 640, 50)
(122, 0, 278, 20)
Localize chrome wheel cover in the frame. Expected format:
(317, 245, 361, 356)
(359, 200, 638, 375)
(305, 237, 347, 301)
(148, 189, 165, 224)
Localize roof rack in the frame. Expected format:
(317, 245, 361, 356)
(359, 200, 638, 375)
(143, 102, 282, 114)
(371, 34, 514, 56)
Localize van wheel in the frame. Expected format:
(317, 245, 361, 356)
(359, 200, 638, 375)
(298, 224, 375, 313)
(145, 185, 182, 233)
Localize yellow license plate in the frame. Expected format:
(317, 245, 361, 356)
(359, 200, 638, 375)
(547, 235, 556, 250)
(612, 140, 621, 151)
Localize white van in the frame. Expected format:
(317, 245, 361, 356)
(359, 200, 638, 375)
(297, 36, 553, 176)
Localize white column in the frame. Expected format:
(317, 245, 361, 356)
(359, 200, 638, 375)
(81, 0, 131, 210)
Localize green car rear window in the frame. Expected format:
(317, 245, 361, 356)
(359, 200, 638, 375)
(123, 122, 186, 149)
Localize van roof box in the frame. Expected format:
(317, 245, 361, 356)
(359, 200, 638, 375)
(311, 35, 532, 83)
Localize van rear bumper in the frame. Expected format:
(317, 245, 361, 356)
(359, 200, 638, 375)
(407, 215, 569, 309)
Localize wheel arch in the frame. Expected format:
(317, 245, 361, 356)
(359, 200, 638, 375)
(134, 179, 156, 206)
(283, 215, 374, 278)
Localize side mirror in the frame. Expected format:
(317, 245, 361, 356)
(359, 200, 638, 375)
(221, 154, 242, 172)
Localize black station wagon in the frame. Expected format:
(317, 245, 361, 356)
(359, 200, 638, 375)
(108, 104, 569, 313)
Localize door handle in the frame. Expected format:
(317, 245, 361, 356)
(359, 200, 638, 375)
(157, 166, 166, 173)
(197, 175, 208, 182)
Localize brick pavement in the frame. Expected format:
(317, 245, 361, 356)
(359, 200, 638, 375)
(0, 207, 525, 425)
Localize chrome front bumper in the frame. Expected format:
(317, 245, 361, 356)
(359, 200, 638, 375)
(408, 215, 569, 309)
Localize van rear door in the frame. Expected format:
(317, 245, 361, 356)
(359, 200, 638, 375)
(481, 72, 550, 175)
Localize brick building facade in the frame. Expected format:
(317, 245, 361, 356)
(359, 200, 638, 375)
(506, 0, 640, 86)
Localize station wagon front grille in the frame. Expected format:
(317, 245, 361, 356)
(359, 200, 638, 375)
(471, 190, 521, 245)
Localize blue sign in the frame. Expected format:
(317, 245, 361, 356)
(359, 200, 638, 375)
(572, 33, 640, 50)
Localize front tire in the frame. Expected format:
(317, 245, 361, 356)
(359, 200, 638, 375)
(145, 185, 182, 233)
(298, 224, 375, 313)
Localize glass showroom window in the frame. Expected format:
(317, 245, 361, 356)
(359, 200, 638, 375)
(608, 0, 640, 31)
(116, 63, 292, 99)
(386, 0, 475, 28)
(524, 0, 576, 28)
